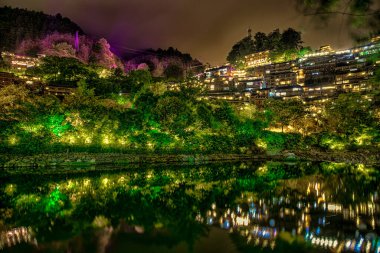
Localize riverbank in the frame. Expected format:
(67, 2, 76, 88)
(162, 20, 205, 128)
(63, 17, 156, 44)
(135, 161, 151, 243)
(292, 149, 380, 165)
(0, 148, 379, 168)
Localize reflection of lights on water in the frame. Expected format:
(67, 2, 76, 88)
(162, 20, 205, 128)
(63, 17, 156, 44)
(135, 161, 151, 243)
(235, 216, 249, 226)
(346, 240, 353, 249)
(0, 227, 37, 249)
(269, 218, 275, 227)
(197, 180, 380, 253)
(311, 236, 339, 248)
(366, 243, 371, 253)
(371, 217, 376, 229)
(195, 213, 203, 222)
(9, 174, 378, 252)
(223, 220, 230, 229)
(355, 238, 364, 252)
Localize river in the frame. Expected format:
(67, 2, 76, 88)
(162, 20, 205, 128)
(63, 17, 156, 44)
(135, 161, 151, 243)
(0, 161, 379, 253)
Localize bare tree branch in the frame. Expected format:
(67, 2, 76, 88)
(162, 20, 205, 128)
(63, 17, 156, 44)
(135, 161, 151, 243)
(304, 10, 379, 16)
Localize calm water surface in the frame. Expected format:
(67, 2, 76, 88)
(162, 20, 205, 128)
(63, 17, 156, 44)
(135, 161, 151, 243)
(0, 161, 379, 253)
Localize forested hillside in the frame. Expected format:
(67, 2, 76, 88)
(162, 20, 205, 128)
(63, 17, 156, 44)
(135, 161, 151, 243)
(0, 6, 84, 51)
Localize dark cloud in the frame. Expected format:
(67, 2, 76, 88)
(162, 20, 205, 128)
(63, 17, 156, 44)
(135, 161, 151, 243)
(2, 0, 353, 65)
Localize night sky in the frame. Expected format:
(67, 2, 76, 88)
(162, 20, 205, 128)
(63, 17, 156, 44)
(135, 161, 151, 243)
(2, 0, 354, 65)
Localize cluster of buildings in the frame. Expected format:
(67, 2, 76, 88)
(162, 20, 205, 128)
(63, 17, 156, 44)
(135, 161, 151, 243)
(202, 36, 380, 105)
(0, 52, 76, 96)
(1, 36, 379, 103)
(0, 52, 44, 92)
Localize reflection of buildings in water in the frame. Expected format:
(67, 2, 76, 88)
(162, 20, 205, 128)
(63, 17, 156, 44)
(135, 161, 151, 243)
(0, 226, 37, 250)
(96, 227, 114, 253)
(203, 179, 380, 252)
(2, 172, 379, 252)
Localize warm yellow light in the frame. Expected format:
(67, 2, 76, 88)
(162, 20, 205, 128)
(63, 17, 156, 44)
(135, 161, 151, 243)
(8, 136, 18, 145)
(102, 137, 110, 145)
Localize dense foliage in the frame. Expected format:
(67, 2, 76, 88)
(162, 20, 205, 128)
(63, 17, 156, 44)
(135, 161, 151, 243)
(124, 47, 204, 80)
(0, 6, 83, 52)
(296, 0, 380, 40)
(0, 84, 269, 154)
(0, 56, 379, 154)
(0, 56, 266, 154)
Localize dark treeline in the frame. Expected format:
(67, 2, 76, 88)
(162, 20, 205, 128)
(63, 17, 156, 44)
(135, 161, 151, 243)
(0, 6, 84, 51)
(145, 47, 194, 63)
(124, 47, 204, 81)
(227, 28, 310, 66)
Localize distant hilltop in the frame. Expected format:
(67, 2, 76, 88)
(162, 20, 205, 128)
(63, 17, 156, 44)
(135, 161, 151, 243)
(0, 6, 204, 77)
(0, 6, 84, 52)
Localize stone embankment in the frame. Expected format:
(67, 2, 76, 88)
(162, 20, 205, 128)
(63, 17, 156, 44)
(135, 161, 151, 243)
(0, 149, 378, 168)
(293, 149, 380, 165)
(0, 153, 275, 168)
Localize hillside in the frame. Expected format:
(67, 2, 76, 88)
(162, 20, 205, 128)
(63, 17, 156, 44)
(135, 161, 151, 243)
(0, 6, 84, 51)
(125, 47, 204, 79)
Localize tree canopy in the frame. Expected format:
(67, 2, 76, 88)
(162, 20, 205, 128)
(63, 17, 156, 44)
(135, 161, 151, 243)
(27, 56, 94, 86)
(226, 28, 304, 66)
(296, 0, 380, 40)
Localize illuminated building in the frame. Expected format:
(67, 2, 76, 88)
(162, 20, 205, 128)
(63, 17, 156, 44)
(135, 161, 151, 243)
(204, 65, 233, 78)
(44, 85, 76, 96)
(202, 65, 242, 101)
(269, 85, 303, 99)
(318, 45, 334, 53)
(244, 51, 271, 68)
(0, 71, 43, 91)
(264, 61, 299, 88)
(236, 77, 265, 92)
(1, 52, 43, 70)
(0, 72, 21, 86)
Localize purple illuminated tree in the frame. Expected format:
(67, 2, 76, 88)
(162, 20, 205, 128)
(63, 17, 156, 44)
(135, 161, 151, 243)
(90, 38, 124, 69)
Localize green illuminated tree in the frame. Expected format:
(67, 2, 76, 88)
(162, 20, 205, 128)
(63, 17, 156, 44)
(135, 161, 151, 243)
(264, 99, 306, 133)
(153, 95, 194, 134)
(0, 84, 31, 122)
(323, 93, 374, 135)
(63, 79, 96, 109)
(27, 56, 94, 85)
(120, 70, 152, 95)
